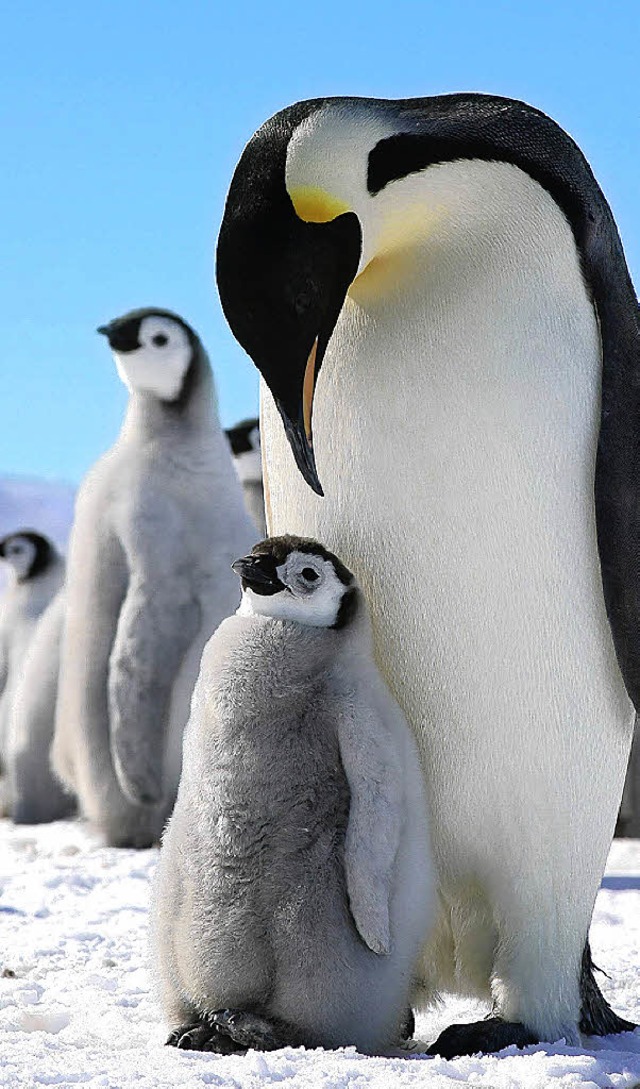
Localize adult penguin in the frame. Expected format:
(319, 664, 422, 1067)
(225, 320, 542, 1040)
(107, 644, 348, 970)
(52, 309, 255, 848)
(216, 95, 639, 1055)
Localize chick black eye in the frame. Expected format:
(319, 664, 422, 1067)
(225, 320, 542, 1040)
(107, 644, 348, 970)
(152, 333, 169, 347)
(301, 567, 319, 581)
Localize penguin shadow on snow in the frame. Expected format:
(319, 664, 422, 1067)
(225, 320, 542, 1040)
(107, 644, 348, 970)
(600, 875, 640, 891)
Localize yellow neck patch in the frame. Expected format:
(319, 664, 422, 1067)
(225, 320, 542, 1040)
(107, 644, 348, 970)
(350, 201, 444, 303)
(289, 186, 350, 223)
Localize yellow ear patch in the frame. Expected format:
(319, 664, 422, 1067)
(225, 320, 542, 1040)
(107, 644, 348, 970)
(289, 186, 350, 223)
(349, 201, 445, 304)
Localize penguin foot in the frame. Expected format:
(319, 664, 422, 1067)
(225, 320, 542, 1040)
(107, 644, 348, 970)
(166, 1020, 244, 1053)
(210, 1008, 299, 1051)
(427, 1017, 539, 1058)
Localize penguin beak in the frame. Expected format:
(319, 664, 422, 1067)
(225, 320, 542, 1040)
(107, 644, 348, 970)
(275, 337, 323, 497)
(280, 416, 323, 497)
(96, 320, 141, 352)
(232, 554, 285, 595)
(217, 196, 362, 501)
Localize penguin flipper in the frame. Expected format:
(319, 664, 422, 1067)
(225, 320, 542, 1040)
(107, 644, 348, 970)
(108, 577, 201, 806)
(337, 692, 404, 955)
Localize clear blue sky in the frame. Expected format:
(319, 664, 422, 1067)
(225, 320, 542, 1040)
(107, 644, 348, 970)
(1, 1, 638, 483)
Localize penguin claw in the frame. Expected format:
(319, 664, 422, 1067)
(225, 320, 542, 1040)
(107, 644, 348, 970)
(166, 1019, 244, 1053)
(427, 1017, 539, 1058)
(166, 1021, 210, 1049)
(210, 1008, 297, 1051)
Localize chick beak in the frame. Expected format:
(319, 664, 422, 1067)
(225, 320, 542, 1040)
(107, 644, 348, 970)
(232, 555, 285, 595)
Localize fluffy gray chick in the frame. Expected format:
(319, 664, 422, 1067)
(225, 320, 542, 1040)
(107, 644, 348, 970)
(151, 534, 434, 1054)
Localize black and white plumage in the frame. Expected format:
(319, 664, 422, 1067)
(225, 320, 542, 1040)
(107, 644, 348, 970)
(225, 417, 267, 535)
(52, 308, 255, 848)
(0, 531, 68, 821)
(216, 95, 639, 1054)
(151, 535, 433, 1054)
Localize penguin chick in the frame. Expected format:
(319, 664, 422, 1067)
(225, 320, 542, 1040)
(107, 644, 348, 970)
(225, 418, 267, 535)
(10, 590, 75, 823)
(52, 309, 255, 848)
(0, 532, 66, 818)
(151, 535, 434, 1055)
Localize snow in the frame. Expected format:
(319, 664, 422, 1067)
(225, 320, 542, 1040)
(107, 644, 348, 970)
(0, 822, 638, 1088)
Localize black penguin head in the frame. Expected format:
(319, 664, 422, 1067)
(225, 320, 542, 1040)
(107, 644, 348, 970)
(225, 418, 262, 484)
(217, 108, 362, 496)
(0, 530, 54, 582)
(232, 535, 358, 629)
(97, 308, 200, 404)
(225, 417, 260, 456)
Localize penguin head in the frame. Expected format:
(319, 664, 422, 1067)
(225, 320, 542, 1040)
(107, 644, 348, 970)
(225, 417, 262, 484)
(0, 531, 54, 583)
(232, 535, 358, 630)
(217, 104, 362, 496)
(97, 308, 197, 402)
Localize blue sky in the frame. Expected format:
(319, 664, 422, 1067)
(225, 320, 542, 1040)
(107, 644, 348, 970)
(1, 1, 638, 483)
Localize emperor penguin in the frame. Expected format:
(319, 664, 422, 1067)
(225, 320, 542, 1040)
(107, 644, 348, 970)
(216, 95, 640, 1054)
(151, 535, 433, 1054)
(0, 531, 67, 819)
(52, 308, 255, 848)
(225, 417, 267, 535)
(10, 588, 74, 823)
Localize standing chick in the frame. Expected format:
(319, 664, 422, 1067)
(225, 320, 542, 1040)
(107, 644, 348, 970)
(52, 308, 255, 847)
(151, 535, 433, 1054)
(225, 417, 266, 535)
(10, 590, 74, 823)
(0, 531, 65, 818)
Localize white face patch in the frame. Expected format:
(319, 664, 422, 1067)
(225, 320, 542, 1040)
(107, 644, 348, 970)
(233, 440, 262, 485)
(113, 316, 192, 401)
(1, 535, 37, 581)
(238, 550, 349, 628)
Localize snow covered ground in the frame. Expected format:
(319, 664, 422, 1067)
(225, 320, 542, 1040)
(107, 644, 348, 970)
(0, 822, 638, 1089)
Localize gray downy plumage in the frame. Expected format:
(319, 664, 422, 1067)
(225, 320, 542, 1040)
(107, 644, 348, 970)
(52, 308, 255, 848)
(9, 589, 74, 823)
(0, 531, 66, 818)
(151, 535, 434, 1054)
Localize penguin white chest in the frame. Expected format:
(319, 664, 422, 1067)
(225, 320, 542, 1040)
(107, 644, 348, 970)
(263, 161, 632, 887)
